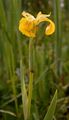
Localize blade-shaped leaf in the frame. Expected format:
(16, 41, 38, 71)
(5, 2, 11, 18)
(43, 90, 57, 120)
(0, 0, 7, 29)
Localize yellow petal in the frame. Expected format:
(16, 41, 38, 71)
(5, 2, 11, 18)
(35, 12, 51, 25)
(35, 13, 55, 35)
(45, 18, 55, 35)
(19, 18, 37, 38)
(22, 11, 35, 21)
(35, 12, 55, 35)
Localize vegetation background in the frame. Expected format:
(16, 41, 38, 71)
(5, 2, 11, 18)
(0, 0, 69, 120)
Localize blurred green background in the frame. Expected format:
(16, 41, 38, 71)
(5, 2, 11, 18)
(0, 0, 69, 120)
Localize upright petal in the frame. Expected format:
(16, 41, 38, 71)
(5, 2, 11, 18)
(22, 11, 35, 21)
(35, 12, 51, 25)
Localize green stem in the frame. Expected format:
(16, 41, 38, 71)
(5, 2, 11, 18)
(28, 38, 34, 119)
(54, 0, 62, 77)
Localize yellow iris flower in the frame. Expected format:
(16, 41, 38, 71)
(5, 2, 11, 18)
(19, 11, 55, 38)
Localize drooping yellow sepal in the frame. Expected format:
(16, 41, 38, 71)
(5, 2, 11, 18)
(45, 18, 55, 35)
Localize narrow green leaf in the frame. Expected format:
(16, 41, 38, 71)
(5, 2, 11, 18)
(0, 109, 16, 117)
(53, 0, 62, 77)
(43, 90, 57, 120)
(20, 59, 28, 120)
(0, 0, 7, 29)
(0, 0, 12, 44)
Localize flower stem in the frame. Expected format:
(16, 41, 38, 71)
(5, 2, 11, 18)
(28, 38, 34, 119)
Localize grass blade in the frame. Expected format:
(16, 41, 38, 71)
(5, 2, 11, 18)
(0, 109, 16, 117)
(53, 0, 62, 77)
(43, 90, 57, 120)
